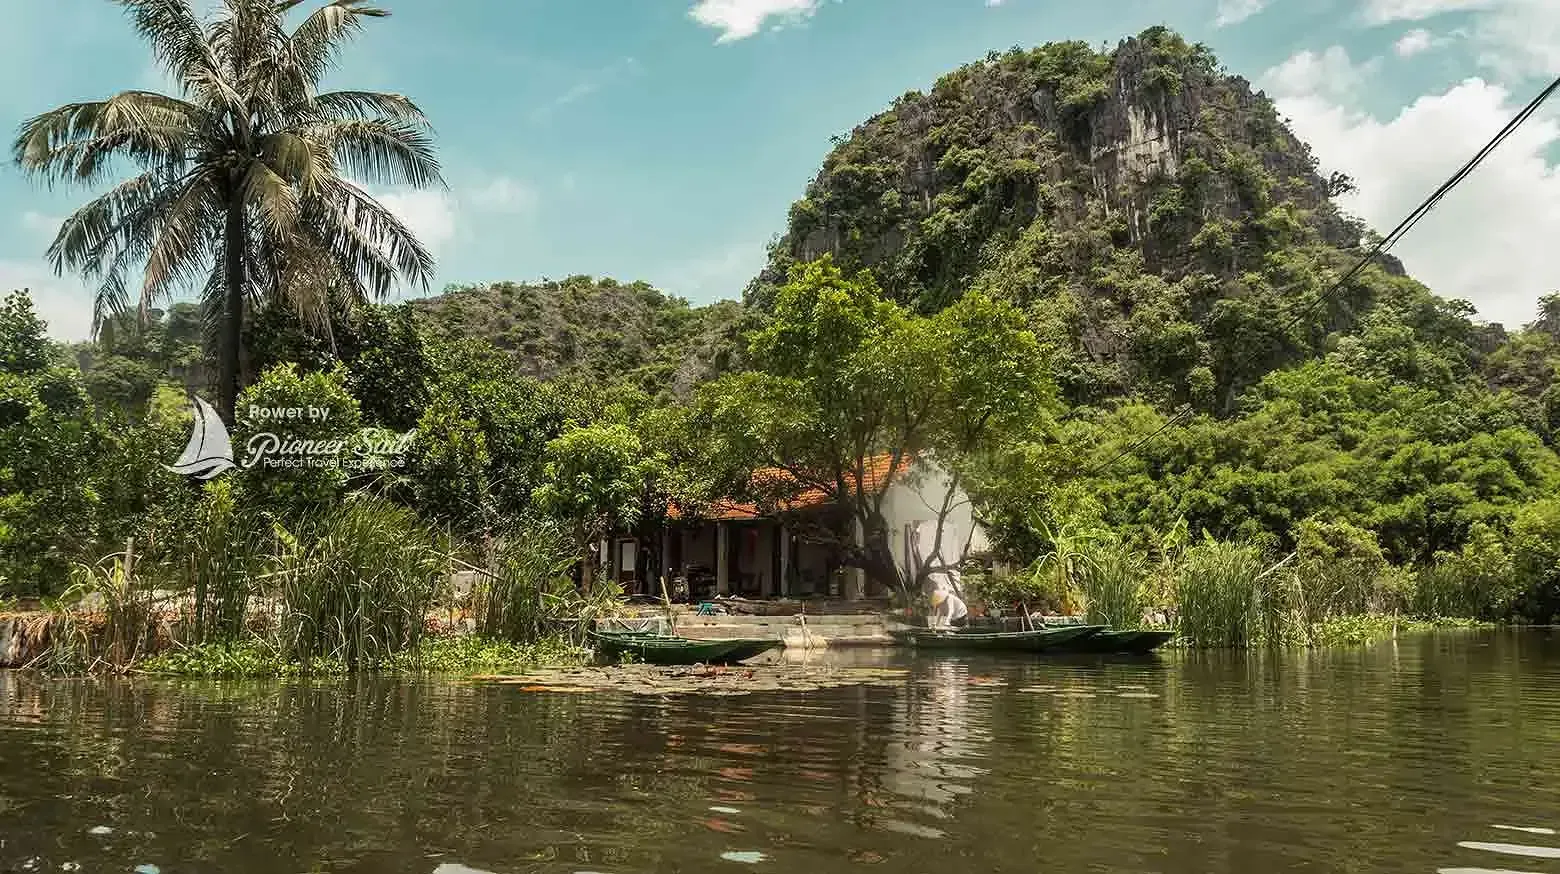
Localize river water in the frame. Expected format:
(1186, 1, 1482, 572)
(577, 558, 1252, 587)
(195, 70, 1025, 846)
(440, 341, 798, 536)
(1, 630, 1556, 874)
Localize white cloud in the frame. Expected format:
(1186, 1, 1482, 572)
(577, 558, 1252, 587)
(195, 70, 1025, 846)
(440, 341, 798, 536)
(660, 241, 766, 301)
(372, 188, 457, 258)
(689, 0, 829, 43)
(1215, 0, 1270, 27)
(0, 260, 94, 341)
(1393, 27, 1437, 56)
(20, 211, 63, 238)
(1263, 55, 1560, 327)
(1360, 0, 1559, 78)
(1361, 0, 1495, 23)
(469, 177, 538, 214)
(529, 57, 641, 124)
(1259, 47, 1380, 101)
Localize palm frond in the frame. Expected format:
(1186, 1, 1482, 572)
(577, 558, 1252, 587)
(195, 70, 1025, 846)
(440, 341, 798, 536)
(12, 92, 206, 186)
(115, 0, 220, 87)
(286, 90, 430, 126)
(309, 117, 443, 189)
(257, 130, 332, 196)
(140, 170, 225, 303)
(241, 160, 303, 241)
(47, 166, 195, 279)
(91, 272, 133, 340)
(287, 0, 388, 88)
(303, 177, 435, 299)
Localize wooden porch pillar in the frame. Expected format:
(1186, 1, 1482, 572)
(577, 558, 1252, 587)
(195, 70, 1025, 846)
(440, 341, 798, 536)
(660, 526, 672, 595)
(847, 517, 867, 601)
(716, 522, 731, 596)
(761, 525, 777, 598)
(778, 524, 791, 598)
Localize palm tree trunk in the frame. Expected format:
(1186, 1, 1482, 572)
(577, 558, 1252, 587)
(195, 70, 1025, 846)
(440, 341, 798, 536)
(218, 196, 246, 423)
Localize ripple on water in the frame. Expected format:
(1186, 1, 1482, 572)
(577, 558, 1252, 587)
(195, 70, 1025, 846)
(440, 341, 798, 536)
(1457, 842, 1560, 859)
(1436, 869, 1545, 873)
(1492, 825, 1558, 835)
(1, 632, 1557, 874)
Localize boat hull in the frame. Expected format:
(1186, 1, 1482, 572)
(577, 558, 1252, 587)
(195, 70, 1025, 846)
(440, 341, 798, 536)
(590, 632, 781, 666)
(891, 624, 1105, 652)
(1052, 629, 1176, 654)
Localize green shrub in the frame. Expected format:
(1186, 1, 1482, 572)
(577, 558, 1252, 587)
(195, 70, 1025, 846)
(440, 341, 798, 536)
(1414, 523, 1519, 620)
(1511, 499, 1560, 623)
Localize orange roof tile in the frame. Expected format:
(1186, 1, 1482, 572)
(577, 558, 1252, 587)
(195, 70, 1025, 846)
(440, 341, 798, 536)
(667, 453, 912, 522)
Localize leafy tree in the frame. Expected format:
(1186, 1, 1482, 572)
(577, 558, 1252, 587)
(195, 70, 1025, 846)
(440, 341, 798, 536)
(532, 423, 665, 583)
(405, 339, 570, 537)
(696, 256, 1055, 593)
(12, 0, 443, 422)
(0, 291, 51, 375)
(232, 362, 363, 519)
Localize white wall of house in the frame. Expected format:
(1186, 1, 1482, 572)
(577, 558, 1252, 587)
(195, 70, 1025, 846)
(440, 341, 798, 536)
(879, 460, 989, 583)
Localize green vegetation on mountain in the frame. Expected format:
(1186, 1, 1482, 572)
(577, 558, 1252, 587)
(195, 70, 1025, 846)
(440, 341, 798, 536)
(410, 276, 747, 396)
(4, 24, 1560, 673)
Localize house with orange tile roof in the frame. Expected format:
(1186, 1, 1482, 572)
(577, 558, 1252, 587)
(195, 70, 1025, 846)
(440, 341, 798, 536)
(602, 454, 989, 601)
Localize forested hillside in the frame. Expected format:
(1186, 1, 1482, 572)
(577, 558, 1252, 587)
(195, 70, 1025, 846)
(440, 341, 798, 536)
(409, 276, 747, 395)
(736, 28, 1560, 603)
(4, 28, 1558, 628)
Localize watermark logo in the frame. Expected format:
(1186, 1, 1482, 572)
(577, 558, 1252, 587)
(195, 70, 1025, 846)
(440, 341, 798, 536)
(168, 396, 415, 478)
(167, 395, 236, 480)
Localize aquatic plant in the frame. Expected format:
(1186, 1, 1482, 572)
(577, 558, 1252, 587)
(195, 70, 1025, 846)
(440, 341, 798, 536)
(140, 633, 584, 677)
(469, 517, 583, 643)
(183, 480, 261, 644)
(270, 495, 449, 668)
(1170, 538, 1290, 648)
(1073, 535, 1148, 629)
(138, 638, 342, 678)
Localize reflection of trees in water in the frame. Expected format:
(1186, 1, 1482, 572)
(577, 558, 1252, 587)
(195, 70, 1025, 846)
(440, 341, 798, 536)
(0, 677, 911, 873)
(882, 661, 990, 811)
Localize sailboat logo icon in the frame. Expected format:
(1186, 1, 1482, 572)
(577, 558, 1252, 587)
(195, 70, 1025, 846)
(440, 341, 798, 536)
(167, 395, 236, 480)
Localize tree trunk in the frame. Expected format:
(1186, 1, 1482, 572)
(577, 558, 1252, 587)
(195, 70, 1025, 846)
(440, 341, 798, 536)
(218, 196, 247, 423)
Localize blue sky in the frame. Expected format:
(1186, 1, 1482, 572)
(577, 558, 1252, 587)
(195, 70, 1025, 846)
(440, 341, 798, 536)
(2, 0, 1557, 340)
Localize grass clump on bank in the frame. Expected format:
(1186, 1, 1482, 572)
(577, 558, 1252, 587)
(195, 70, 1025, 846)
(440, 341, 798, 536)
(972, 516, 1525, 649)
(24, 493, 616, 676)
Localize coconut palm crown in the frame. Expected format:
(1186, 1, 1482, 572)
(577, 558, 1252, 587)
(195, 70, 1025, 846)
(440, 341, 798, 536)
(12, 0, 444, 421)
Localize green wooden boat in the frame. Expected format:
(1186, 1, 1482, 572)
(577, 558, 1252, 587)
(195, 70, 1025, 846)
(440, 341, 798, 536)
(890, 624, 1105, 652)
(1051, 628, 1177, 654)
(717, 638, 786, 662)
(589, 631, 781, 665)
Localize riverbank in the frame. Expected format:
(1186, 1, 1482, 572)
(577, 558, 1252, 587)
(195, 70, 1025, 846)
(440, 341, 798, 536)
(0, 607, 1501, 678)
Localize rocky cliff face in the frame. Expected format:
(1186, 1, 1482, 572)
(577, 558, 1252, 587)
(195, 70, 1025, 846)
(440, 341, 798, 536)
(749, 28, 1416, 407)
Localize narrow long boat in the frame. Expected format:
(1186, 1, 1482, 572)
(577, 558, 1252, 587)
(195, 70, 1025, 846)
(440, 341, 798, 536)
(589, 631, 782, 666)
(890, 624, 1105, 652)
(1050, 628, 1177, 654)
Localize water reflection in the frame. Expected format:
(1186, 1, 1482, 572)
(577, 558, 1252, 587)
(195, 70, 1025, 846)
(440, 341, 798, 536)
(0, 631, 1556, 873)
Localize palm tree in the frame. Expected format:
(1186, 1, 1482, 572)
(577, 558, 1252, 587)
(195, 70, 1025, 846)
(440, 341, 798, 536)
(12, 0, 443, 421)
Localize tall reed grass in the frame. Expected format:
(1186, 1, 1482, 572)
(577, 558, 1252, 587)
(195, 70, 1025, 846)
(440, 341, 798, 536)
(469, 517, 609, 643)
(184, 480, 260, 643)
(1170, 539, 1291, 648)
(1073, 536, 1148, 629)
(39, 539, 167, 671)
(270, 495, 449, 668)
